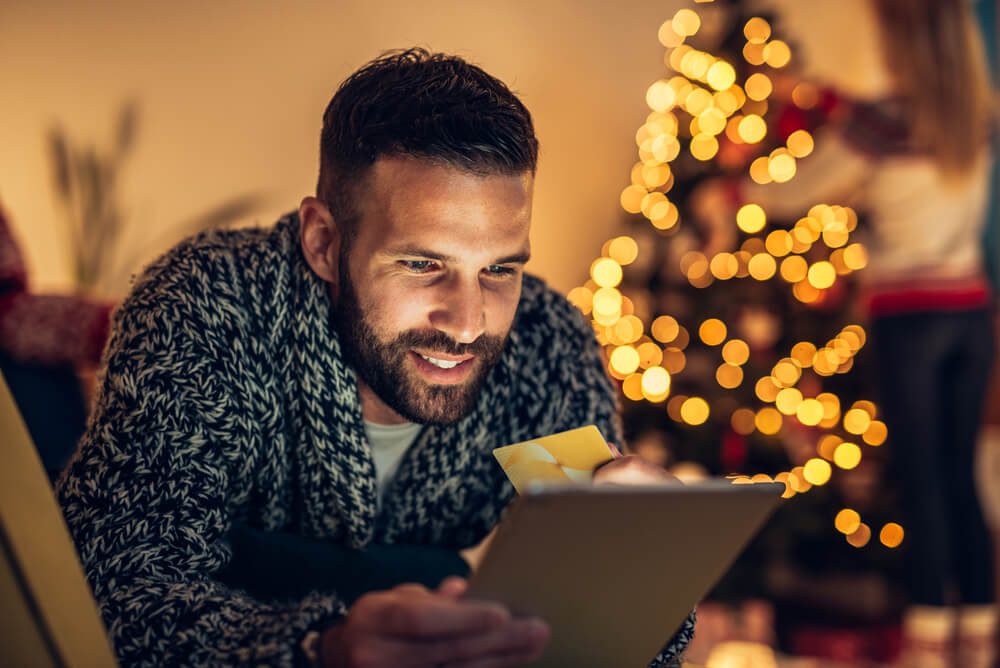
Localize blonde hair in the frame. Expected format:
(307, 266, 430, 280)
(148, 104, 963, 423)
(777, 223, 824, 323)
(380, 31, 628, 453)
(871, 0, 996, 178)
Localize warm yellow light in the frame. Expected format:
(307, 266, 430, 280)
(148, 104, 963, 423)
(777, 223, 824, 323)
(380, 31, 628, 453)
(796, 398, 824, 426)
(706, 60, 737, 91)
(762, 230, 790, 257)
(738, 114, 767, 143)
(622, 373, 644, 401)
(768, 153, 797, 182)
(743, 42, 767, 66)
(591, 258, 623, 288)
(780, 255, 808, 283)
(636, 341, 663, 369)
(880, 523, 905, 548)
(689, 264, 712, 288)
(793, 280, 822, 304)
(680, 397, 710, 425)
(620, 185, 647, 214)
(743, 17, 772, 44)
(651, 133, 681, 163)
(789, 466, 811, 493)
(610, 345, 640, 375)
(714, 89, 741, 116)
(748, 253, 777, 281)
(863, 420, 888, 446)
(774, 387, 803, 416)
(566, 286, 594, 315)
(835, 509, 862, 535)
(608, 236, 639, 266)
(763, 40, 792, 68)
(843, 408, 872, 435)
(699, 318, 728, 346)
(744, 73, 773, 102)
(786, 130, 814, 158)
(722, 339, 750, 366)
(843, 243, 869, 270)
(817, 392, 841, 421)
(698, 108, 727, 136)
(662, 347, 687, 373)
(671, 8, 702, 36)
(790, 341, 817, 367)
(792, 82, 819, 109)
(689, 133, 718, 161)
(685, 88, 713, 115)
(807, 261, 836, 289)
(803, 458, 832, 486)
(716, 363, 744, 389)
(817, 434, 841, 461)
(772, 359, 801, 387)
(755, 376, 781, 402)
(735, 203, 766, 233)
(613, 315, 644, 344)
(640, 163, 671, 189)
(657, 20, 685, 48)
(592, 287, 622, 318)
(749, 156, 772, 184)
(823, 227, 850, 249)
(666, 395, 687, 422)
(755, 407, 783, 435)
(709, 252, 739, 280)
(651, 315, 680, 344)
(645, 80, 677, 112)
(641, 366, 671, 401)
(730, 409, 755, 436)
(834, 442, 862, 470)
(847, 523, 872, 548)
(650, 201, 680, 230)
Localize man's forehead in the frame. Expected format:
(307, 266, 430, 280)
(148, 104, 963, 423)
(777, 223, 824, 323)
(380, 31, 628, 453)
(357, 156, 534, 235)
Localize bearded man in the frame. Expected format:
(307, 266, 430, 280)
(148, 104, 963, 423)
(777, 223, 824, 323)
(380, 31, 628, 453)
(58, 48, 694, 667)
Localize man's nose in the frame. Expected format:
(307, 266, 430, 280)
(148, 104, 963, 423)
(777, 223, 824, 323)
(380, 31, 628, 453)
(430, 276, 486, 344)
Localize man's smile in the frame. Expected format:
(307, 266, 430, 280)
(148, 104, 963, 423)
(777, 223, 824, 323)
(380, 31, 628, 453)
(409, 350, 476, 384)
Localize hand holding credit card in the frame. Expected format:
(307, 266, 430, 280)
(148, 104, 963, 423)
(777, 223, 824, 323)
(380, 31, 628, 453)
(492, 425, 617, 494)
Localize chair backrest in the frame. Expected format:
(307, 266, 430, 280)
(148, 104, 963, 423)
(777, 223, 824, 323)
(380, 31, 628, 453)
(0, 373, 117, 667)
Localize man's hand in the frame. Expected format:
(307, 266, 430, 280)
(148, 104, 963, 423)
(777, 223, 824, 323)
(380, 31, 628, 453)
(320, 578, 549, 667)
(592, 453, 680, 486)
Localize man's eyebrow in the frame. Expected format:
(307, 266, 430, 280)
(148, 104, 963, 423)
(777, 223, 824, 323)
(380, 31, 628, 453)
(380, 246, 531, 265)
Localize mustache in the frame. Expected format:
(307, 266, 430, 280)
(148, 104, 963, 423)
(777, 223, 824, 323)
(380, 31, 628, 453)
(393, 329, 506, 357)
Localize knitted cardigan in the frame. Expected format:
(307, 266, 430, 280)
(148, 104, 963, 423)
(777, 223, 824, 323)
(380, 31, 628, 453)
(57, 214, 695, 667)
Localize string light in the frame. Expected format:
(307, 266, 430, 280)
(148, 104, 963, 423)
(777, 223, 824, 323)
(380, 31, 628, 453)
(565, 3, 902, 550)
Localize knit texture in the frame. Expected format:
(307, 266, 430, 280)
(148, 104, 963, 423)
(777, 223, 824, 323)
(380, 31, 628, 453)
(57, 213, 694, 666)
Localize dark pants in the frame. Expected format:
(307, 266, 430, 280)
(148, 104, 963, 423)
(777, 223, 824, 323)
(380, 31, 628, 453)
(873, 308, 996, 606)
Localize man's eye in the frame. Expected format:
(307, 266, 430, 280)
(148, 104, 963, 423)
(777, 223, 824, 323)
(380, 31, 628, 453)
(485, 265, 516, 278)
(400, 260, 437, 273)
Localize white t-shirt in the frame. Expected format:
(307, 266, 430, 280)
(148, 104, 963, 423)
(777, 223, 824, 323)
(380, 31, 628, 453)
(364, 420, 423, 501)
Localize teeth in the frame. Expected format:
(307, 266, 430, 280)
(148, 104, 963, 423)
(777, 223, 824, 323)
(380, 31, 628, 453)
(419, 354, 460, 369)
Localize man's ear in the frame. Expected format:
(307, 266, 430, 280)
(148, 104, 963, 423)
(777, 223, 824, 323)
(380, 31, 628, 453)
(299, 197, 341, 285)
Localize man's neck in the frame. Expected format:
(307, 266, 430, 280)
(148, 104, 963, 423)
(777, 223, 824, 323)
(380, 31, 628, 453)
(358, 380, 410, 425)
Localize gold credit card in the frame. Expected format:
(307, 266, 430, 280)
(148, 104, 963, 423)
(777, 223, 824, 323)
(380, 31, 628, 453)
(492, 425, 615, 494)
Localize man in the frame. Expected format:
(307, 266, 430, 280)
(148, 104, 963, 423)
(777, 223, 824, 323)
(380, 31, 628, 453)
(58, 49, 694, 667)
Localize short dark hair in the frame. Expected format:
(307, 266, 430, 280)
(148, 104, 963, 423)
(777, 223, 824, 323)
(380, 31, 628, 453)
(317, 48, 539, 229)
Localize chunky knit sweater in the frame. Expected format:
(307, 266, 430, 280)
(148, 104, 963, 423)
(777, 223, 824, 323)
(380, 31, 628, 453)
(57, 214, 694, 667)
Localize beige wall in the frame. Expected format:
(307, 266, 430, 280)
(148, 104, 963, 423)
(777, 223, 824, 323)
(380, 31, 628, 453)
(0, 0, 685, 295)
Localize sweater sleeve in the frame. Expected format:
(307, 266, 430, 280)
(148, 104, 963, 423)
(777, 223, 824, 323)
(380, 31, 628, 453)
(56, 244, 344, 667)
(551, 297, 695, 668)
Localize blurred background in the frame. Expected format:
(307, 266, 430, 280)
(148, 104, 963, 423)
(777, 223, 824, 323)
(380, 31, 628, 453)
(1, 1, 998, 666)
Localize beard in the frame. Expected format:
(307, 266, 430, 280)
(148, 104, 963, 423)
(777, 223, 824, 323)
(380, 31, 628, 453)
(334, 262, 508, 425)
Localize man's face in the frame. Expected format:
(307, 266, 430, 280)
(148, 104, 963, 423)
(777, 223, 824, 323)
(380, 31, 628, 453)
(334, 156, 533, 425)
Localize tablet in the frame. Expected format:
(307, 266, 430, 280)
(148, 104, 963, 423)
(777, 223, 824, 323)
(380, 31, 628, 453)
(464, 480, 784, 668)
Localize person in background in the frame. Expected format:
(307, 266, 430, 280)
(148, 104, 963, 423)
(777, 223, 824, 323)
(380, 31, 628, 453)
(0, 203, 113, 479)
(56, 49, 694, 667)
(693, 1, 997, 666)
